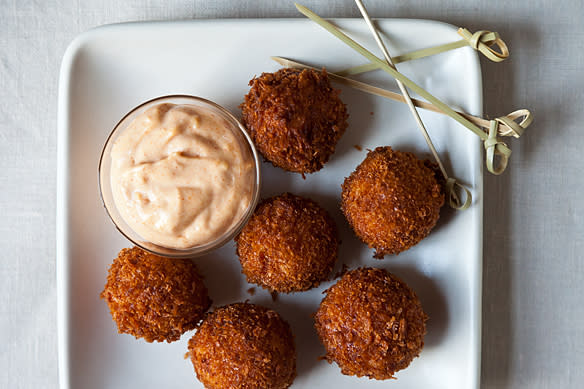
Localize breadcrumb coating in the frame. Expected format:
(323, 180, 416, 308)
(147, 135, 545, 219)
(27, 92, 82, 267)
(315, 267, 427, 379)
(100, 247, 211, 343)
(235, 193, 338, 292)
(241, 68, 348, 174)
(341, 146, 444, 257)
(188, 303, 296, 389)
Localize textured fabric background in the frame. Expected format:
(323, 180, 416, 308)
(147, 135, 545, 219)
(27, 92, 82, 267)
(1, 1, 582, 388)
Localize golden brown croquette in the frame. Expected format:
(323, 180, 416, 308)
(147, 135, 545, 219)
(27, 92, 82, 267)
(341, 146, 444, 257)
(241, 68, 348, 174)
(315, 267, 427, 379)
(100, 247, 211, 343)
(235, 193, 338, 293)
(187, 303, 296, 389)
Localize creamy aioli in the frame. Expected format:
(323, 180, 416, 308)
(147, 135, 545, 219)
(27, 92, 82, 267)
(110, 103, 255, 249)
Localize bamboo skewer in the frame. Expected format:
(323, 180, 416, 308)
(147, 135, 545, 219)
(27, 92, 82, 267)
(271, 56, 531, 140)
(338, 28, 509, 77)
(354, 0, 470, 209)
(293, 2, 532, 175)
(336, 40, 468, 76)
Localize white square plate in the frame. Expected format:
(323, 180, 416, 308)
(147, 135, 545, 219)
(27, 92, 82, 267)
(57, 18, 483, 389)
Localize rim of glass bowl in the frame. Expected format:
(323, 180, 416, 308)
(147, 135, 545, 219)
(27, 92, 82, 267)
(98, 95, 261, 258)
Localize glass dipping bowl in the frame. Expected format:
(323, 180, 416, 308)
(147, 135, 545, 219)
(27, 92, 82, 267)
(98, 95, 261, 258)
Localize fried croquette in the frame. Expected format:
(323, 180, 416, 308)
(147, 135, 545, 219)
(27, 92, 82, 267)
(235, 193, 338, 293)
(341, 146, 444, 257)
(187, 303, 296, 389)
(100, 247, 211, 343)
(241, 68, 348, 174)
(314, 267, 427, 379)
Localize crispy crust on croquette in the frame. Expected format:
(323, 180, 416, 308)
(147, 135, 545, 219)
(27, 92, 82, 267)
(100, 247, 211, 343)
(241, 68, 348, 174)
(314, 267, 427, 379)
(341, 147, 444, 257)
(188, 303, 296, 389)
(235, 193, 339, 293)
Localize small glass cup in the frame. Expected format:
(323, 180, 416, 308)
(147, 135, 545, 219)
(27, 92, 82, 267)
(98, 95, 261, 258)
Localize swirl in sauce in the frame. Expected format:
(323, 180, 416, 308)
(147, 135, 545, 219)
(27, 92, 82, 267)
(110, 103, 255, 249)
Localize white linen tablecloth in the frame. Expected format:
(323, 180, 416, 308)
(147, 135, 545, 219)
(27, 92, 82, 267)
(1, 1, 582, 388)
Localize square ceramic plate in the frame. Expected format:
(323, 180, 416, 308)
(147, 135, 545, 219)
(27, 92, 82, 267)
(57, 18, 483, 389)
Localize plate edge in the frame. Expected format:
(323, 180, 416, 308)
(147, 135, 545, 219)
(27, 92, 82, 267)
(56, 31, 89, 389)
